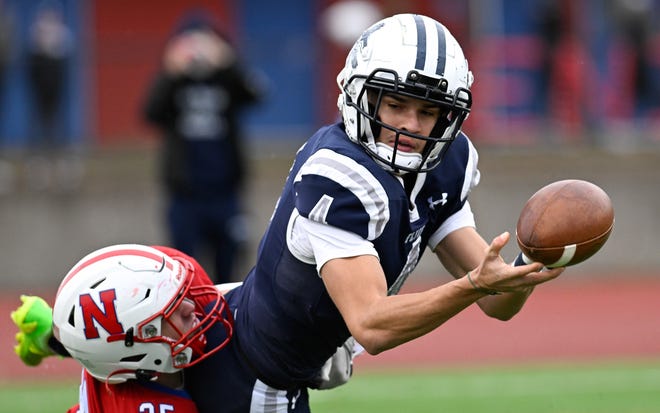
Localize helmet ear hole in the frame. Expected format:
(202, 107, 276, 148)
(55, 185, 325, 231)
(89, 278, 105, 289)
(120, 353, 147, 363)
(67, 307, 75, 327)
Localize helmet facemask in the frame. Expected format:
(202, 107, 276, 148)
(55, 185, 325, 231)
(137, 259, 234, 370)
(345, 68, 471, 174)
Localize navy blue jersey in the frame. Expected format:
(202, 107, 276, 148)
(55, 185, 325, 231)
(228, 122, 477, 389)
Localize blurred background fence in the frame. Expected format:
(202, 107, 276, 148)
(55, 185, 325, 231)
(0, 0, 659, 289)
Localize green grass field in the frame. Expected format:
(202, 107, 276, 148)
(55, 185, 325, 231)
(312, 360, 660, 413)
(3, 359, 659, 413)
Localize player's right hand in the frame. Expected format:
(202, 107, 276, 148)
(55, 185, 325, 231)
(10, 295, 54, 366)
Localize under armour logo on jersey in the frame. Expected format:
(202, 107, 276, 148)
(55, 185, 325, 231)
(79, 289, 124, 339)
(427, 193, 448, 210)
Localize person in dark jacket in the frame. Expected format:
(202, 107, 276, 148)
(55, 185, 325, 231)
(143, 11, 266, 284)
(25, 2, 79, 192)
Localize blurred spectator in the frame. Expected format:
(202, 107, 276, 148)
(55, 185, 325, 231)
(0, 2, 15, 194)
(536, 1, 562, 117)
(536, 0, 597, 140)
(0, 5, 10, 105)
(25, 1, 79, 192)
(609, 0, 659, 118)
(143, 10, 267, 284)
(0, 2, 14, 135)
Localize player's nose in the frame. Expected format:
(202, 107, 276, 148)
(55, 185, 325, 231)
(399, 110, 423, 134)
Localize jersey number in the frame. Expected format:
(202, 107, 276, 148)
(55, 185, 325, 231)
(308, 194, 333, 224)
(139, 403, 175, 413)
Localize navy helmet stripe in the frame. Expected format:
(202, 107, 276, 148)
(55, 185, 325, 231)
(434, 22, 447, 75)
(413, 15, 447, 76)
(413, 15, 426, 71)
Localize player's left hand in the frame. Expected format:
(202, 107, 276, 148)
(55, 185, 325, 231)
(472, 232, 564, 293)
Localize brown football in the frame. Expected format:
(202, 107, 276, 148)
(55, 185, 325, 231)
(516, 179, 614, 268)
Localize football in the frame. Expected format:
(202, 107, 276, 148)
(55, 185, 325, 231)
(516, 179, 614, 268)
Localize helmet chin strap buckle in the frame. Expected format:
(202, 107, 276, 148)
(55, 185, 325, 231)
(135, 369, 157, 382)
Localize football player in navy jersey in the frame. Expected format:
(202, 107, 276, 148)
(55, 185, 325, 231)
(183, 13, 565, 413)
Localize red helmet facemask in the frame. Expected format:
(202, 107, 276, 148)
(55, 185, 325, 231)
(136, 257, 234, 369)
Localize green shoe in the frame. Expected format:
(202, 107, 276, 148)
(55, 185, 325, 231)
(10, 295, 54, 366)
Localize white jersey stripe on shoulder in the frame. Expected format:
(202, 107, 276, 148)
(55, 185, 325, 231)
(294, 149, 390, 240)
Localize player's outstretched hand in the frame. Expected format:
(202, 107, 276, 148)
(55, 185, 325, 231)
(470, 232, 564, 293)
(10, 295, 54, 366)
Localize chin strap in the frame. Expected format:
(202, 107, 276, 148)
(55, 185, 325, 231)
(103, 368, 156, 393)
(374, 142, 423, 171)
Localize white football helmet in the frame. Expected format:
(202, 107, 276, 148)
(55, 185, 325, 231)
(52, 244, 233, 384)
(337, 13, 473, 173)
